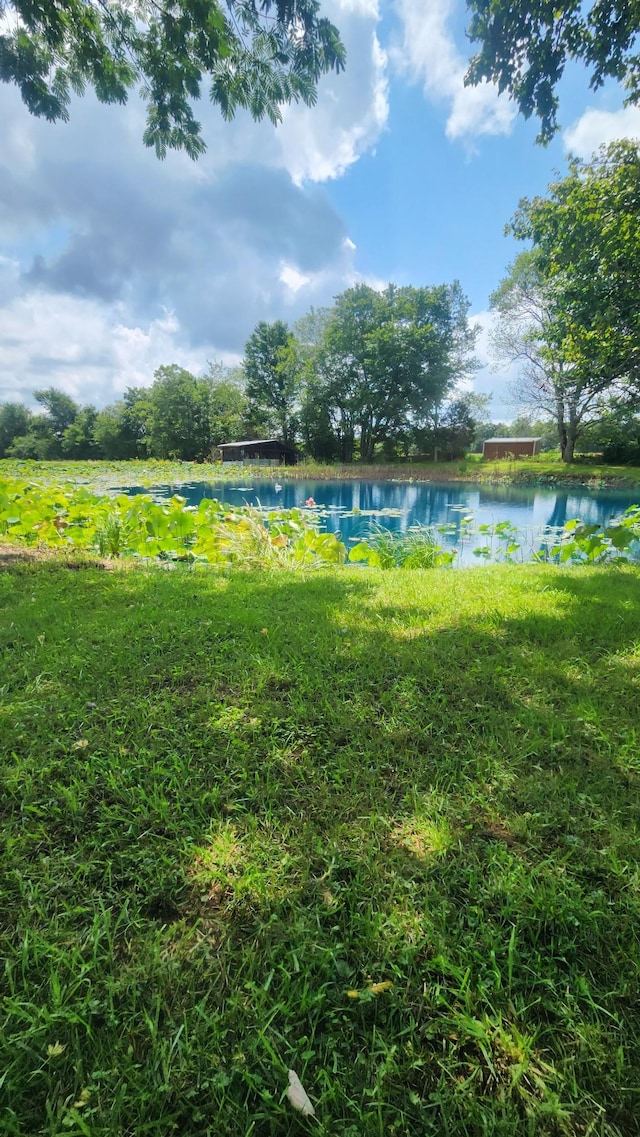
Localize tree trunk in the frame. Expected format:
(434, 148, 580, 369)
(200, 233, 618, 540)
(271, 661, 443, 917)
(359, 423, 374, 463)
(339, 432, 354, 463)
(561, 434, 576, 463)
(556, 404, 576, 463)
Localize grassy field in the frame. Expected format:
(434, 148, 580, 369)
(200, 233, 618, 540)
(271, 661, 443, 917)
(3, 455, 640, 491)
(2, 557, 640, 1135)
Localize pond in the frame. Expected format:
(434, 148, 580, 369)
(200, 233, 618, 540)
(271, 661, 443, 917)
(121, 477, 640, 564)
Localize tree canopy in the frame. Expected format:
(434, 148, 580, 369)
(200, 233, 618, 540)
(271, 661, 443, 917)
(490, 251, 586, 462)
(243, 320, 301, 445)
(510, 142, 640, 395)
(465, 0, 640, 142)
(494, 142, 640, 460)
(302, 283, 477, 462)
(0, 0, 345, 157)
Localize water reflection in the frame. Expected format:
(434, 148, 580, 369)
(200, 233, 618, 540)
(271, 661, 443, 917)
(121, 478, 640, 563)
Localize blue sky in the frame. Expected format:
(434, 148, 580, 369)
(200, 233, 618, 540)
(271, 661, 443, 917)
(1, 0, 639, 418)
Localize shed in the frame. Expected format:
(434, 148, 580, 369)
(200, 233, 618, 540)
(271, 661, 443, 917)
(482, 437, 542, 460)
(218, 439, 298, 466)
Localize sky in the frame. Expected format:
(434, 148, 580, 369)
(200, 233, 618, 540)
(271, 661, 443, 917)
(1, 0, 639, 419)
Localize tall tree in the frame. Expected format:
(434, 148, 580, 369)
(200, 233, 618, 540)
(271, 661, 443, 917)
(436, 397, 479, 461)
(6, 387, 82, 458)
(62, 405, 99, 458)
(296, 308, 340, 459)
(0, 0, 345, 158)
(93, 390, 150, 460)
(34, 387, 79, 438)
(243, 321, 302, 445)
(490, 251, 582, 462)
(308, 283, 476, 463)
(465, 0, 640, 143)
(206, 362, 247, 446)
(0, 403, 32, 458)
(498, 143, 640, 461)
(146, 365, 212, 459)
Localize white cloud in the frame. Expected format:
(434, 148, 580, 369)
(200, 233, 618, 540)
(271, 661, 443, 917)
(335, 0, 379, 15)
(279, 262, 313, 295)
(0, 292, 207, 407)
(274, 24, 388, 183)
(564, 105, 640, 158)
(391, 0, 515, 141)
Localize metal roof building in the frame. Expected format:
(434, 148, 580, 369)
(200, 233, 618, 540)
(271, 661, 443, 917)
(482, 437, 542, 460)
(218, 439, 298, 466)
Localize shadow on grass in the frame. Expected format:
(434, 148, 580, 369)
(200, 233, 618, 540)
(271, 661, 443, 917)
(1, 562, 640, 1136)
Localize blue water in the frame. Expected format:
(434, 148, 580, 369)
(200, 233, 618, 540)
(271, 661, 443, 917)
(121, 477, 640, 563)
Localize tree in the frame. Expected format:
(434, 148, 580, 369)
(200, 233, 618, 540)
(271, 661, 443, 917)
(243, 321, 302, 445)
(295, 307, 340, 460)
(491, 254, 602, 462)
(34, 387, 79, 438)
(4, 387, 80, 458)
(581, 397, 640, 464)
(93, 388, 151, 459)
(0, 403, 32, 458)
(465, 0, 640, 143)
(437, 398, 478, 461)
(498, 144, 640, 461)
(307, 283, 476, 463)
(490, 251, 581, 461)
(6, 414, 61, 459)
(413, 392, 489, 460)
(300, 372, 340, 461)
(1, 0, 345, 158)
(146, 365, 213, 459)
(206, 362, 247, 446)
(62, 406, 99, 458)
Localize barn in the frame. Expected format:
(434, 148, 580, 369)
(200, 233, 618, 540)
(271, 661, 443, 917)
(218, 439, 298, 466)
(482, 437, 542, 460)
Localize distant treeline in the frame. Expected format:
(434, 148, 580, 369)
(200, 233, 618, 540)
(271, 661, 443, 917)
(3, 240, 640, 464)
(0, 282, 491, 463)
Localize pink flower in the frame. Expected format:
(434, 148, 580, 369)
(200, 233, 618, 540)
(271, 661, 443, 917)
(305, 497, 316, 507)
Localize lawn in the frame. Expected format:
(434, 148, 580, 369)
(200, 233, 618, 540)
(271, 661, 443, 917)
(2, 559, 640, 1135)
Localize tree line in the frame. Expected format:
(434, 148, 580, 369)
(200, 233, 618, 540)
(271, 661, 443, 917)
(0, 282, 487, 463)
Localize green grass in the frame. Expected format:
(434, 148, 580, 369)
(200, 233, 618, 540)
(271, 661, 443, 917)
(3, 455, 640, 491)
(2, 560, 640, 1135)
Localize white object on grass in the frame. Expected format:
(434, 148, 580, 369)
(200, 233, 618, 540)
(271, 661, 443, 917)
(286, 1069, 315, 1117)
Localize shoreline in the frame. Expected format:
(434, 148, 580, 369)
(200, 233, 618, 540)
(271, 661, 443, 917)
(2, 457, 640, 494)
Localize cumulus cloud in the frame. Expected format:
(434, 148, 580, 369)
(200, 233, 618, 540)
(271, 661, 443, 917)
(391, 0, 515, 141)
(277, 26, 389, 183)
(0, 0, 387, 407)
(0, 293, 207, 408)
(564, 104, 640, 158)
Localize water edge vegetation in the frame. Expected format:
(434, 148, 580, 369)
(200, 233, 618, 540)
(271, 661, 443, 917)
(2, 468, 640, 569)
